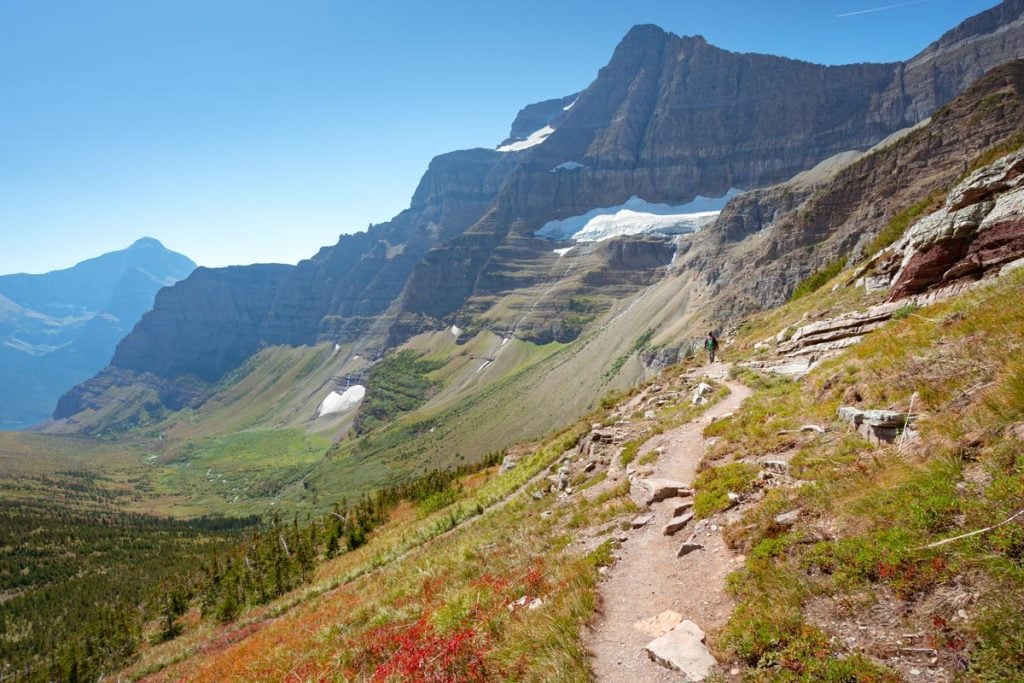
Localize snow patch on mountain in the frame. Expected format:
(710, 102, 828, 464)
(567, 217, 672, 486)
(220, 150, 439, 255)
(551, 161, 584, 172)
(535, 190, 742, 243)
(497, 125, 555, 152)
(316, 385, 366, 417)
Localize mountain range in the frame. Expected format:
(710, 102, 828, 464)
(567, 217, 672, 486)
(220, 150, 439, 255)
(0, 238, 194, 428)
(6, 3, 1024, 680)
(52, 0, 1024, 442)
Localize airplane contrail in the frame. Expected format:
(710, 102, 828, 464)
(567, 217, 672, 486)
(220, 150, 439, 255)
(837, 0, 930, 18)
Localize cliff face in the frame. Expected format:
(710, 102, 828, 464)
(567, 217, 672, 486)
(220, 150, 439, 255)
(396, 3, 1024, 328)
(893, 0, 1024, 121)
(54, 2, 1024, 426)
(668, 59, 1024, 328)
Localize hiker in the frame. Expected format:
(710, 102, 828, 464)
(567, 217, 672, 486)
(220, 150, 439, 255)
(705, 331, 719, 364)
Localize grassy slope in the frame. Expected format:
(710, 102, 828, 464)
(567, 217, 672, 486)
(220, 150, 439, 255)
(120, 357, 727, 681)
(121, 420, 609, 680)
(700, 268, 1024, 680)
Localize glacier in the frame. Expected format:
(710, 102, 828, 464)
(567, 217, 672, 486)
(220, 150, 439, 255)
(534, 190, 741, 243)
(497, 125, 555, 152)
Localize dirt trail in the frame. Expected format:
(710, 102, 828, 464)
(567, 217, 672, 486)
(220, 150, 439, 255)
(586, 361, 752, 682)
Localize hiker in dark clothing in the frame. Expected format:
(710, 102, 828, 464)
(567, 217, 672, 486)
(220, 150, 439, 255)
(705, 332, 719, 364)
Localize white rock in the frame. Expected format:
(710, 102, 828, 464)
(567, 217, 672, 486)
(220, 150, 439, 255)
(645, 620, 717, 681)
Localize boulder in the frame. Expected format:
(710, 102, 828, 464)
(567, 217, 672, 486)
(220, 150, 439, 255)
(840, 406, 915, 443)
(691, 382, 713, 405)
(499, 453, 520, 474)
(761, 459, 790, 475)
(645, 620, 717, 681)
(774, 510, 801, 528)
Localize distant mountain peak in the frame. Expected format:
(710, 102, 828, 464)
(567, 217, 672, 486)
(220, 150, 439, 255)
(130, 237, 166, 249)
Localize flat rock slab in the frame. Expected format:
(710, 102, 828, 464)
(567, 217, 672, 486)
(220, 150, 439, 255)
(645, 619, 717, 681)
(640, 478, 691, 504)
(663, 512, 694, 536)
(631, 514, 654, 529)
(670, 499, 694, 516)
(862, 409, 912, 428)
(633, 610, 684, 638)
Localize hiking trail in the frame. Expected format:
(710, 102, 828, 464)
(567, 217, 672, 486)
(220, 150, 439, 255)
(586, 361, 752, 681)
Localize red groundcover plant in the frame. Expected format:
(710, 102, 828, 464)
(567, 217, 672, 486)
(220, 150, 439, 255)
(367, 618, 491, 682)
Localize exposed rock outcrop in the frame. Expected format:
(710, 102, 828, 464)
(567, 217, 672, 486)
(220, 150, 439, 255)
(883, 149, 1024, 298)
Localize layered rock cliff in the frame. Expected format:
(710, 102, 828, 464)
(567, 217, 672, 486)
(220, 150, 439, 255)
(673, 58, 1024, 325)
(883, 147, 1024, 297)
(394, 2, 1024, 329)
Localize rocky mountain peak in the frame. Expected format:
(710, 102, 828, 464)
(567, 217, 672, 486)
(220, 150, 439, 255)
(920, 0, 1024, 57)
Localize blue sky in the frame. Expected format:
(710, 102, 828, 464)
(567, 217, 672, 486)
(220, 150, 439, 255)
(0, 0, 999, 274)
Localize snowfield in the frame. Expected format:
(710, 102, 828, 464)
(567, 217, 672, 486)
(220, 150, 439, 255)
(316, 385, 366, 418)
(535, 190, 741, 243)
(497, 125, 555, 152)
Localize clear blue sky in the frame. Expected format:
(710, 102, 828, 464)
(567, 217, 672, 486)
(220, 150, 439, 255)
(0, 0, 999, 274)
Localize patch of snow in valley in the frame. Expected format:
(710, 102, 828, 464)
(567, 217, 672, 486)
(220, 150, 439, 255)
(475, 360, 492, 374)
(316, 384, 366, 417)
(563, 97, 578, 111)
(497, 125, 555, 152)
(534, 190, 742, 243)
(501, 337, 511, 347)
(553, 247, 574, 257)
(551, 161, 584, 172)
(331, 343, 341, 355)
(450, 325, 462, 337)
